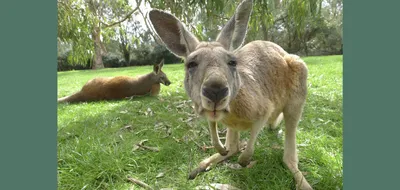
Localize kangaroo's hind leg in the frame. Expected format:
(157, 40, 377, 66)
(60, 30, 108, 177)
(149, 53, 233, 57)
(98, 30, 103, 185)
(283, 102, 313, 190)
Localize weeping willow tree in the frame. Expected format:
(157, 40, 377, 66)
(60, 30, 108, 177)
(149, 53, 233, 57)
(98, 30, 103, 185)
(58, 0, 142, 69)
(58, 0, 338, 69)
(148, 0, 325, 55)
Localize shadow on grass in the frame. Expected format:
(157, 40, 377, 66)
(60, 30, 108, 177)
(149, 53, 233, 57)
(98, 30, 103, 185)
(58, 91, 342, 189)
(57, 56, 342, 189)
(57, 96, 178, 189)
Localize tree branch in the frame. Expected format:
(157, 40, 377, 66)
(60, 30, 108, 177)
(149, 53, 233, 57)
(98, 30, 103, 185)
(101, 0, 142, 28)
(57, 0, 71, 10)
(273, 14, 288, 25)
(58, 0, 83, 12)
(136, 1, 163, 45)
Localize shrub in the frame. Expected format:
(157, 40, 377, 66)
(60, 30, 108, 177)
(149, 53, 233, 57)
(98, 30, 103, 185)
(57, 51, 90, 71)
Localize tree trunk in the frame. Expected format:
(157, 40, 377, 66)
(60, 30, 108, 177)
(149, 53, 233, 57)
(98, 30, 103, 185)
(121, 43, 130, 64)
(92, 27, 104, 69)
(261, 22, 269, 41)
(119, 30, 130, 65)
(304, 40, 309, 56)
(123, 49, 130, 64)
(274, 0, 280, 8)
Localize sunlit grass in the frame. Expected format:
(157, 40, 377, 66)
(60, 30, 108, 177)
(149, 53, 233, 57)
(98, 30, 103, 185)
(58, 55, 342, 190)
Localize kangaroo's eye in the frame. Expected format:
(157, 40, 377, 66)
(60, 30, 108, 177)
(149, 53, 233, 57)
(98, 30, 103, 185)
(187, 61, 198, 69)
(228, 60, 237, 67)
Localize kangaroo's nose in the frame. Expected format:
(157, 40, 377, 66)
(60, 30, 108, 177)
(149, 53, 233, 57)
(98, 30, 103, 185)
(202, 84, 229, 103)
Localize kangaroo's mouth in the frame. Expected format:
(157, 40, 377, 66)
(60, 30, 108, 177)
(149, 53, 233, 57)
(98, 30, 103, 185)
(163, 81, 171, 86)
(198, 107, 230, 121)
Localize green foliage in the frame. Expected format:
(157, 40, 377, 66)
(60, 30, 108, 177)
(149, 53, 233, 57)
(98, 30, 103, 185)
(58, 0, 94, 65)
(102, 53, 123, 68)
(58, 55, 343, 190)
(58, 0, 342, 69)
(57, 46, 181, 71)
(57, 0, 139, 68)
(146, 0, 340, 56)
(57, 50, 91, 71)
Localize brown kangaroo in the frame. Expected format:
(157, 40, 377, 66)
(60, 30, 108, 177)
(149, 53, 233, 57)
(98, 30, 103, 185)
(58, 60, 171, 103)
(149, 0, 312, 189)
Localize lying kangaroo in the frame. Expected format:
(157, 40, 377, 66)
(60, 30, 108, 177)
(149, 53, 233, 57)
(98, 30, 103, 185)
(149, 0, 312, 189)
(58, 60, 171, 103)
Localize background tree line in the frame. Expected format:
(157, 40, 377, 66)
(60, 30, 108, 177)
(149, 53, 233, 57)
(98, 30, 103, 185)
(57, 0, 342, 71)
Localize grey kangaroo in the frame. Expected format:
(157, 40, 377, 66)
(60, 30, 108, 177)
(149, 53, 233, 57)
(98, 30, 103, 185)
(149, 0, 312, 189)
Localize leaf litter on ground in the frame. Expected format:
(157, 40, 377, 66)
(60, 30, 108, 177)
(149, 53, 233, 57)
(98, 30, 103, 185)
(195, 183, 241, 190)
(132, 139, 160, 152)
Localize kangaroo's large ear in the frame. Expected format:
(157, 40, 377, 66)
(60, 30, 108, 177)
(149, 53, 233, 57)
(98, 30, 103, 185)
(216, 0, 253, 51)
(159, 59, 164, 69)
(149, 10, 199, 58)
(154, 59, 164, 74)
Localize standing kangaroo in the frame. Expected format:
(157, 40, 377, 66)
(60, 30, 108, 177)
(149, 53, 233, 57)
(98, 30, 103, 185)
(149, 0, 312, 189)
(58, 60, 171, 103)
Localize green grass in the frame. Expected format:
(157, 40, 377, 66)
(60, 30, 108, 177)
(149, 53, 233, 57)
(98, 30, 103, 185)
(57, 55, 343, 190)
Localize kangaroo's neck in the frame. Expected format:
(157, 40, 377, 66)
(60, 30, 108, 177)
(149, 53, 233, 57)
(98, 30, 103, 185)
(141, 72, 157, 84)
(132, 72, 159, 90)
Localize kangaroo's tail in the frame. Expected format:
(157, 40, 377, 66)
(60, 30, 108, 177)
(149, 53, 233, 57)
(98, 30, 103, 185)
(58, 91, 86, 103)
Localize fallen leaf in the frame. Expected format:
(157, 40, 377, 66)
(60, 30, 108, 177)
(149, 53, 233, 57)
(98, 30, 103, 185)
(154, 122, 164, 127)
(156, 172, 165, 178)
(271, 144, 282, 150)
(246, 161, 257, 168)
(138, 139, 149, 145)
(81, 184, 88, 190)
(147, 107, 153, 116)
(120, 110, 128, 114)
(298, 143, 308, 147)
(172, 137, 181, 143)
(138, 145, 160, 152)
(132, 145, 140, 151)
(185, 117, 194, 122)
(195, 183, 240, 190)
(132, 139, 149, 152)
(226, 160, 257, 170)
(127, 176, 153, 190)
(176, 104, 185, 108)
(277, 129, 283, 139)
(226, 163, 243, 170)
(201, 145, 214, 152)
(120, 125, 133, 131)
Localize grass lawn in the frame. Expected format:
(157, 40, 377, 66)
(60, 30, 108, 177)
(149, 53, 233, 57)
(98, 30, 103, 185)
(57, 55, 343, 190)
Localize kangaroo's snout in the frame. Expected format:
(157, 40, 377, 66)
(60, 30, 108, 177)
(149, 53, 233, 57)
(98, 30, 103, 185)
(202, 83, 229, 104)
(164, 81, 171, 86)
(160, 77, 171, 86)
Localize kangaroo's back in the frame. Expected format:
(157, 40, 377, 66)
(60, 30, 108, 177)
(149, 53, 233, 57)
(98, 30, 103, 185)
(226, 41, 307, 123)
(101, 75, 155, 99)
